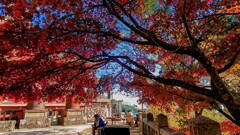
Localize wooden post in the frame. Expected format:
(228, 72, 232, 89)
(188, 115, 221, 135)
(147, 113, 154, 122)
(142, 113, 147, 135)
(142, 113, 147, 119)
(157, 114, 168, 128)
(138, 112, 143, 133)
(147, 113, 154, 135)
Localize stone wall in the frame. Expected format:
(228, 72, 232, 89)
(142, 113, 184, 135)
(0, 120, 16, 132)
(19, 110, 51, 129)
(58, 109, 87, 126)
(86, 104, 109, 122)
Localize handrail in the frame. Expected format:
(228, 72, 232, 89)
(141, 113, 184, 135)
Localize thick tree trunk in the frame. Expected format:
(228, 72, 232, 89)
(22, 100, 50, 129)
(223, 101, 240, 126)
(195, 49, 240, 126)
(27, 100, 45, 110)
(65, 96, 79, 109)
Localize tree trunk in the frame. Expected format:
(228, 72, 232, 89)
(195, 50, 240, 126)
(65, 96, 79, 109)
(27, 100, 45, 110)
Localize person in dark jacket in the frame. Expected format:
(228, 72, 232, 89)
(92, 114, 106, 135)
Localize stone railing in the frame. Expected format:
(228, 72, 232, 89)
(0, 110, 24, 132)
(19, 110, 51, 129)
(0, 120, 16, 132)
(188, 115, 221, 135)
(58, 109, 86, 126)
(142, 113, 184, 135)
(141, 113, 222, 135)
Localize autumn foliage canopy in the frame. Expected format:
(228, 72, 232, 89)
(0, 0, 240, 126)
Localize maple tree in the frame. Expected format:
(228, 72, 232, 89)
(0, 0, 240, 126)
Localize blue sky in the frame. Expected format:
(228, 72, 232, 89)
(0, 4, 3, 15)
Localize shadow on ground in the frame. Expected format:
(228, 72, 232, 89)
(5, 128, 80, 135)
(1, 125, 140, 135)
(2, 125, 92, 135)
(78, 128, 92, 135)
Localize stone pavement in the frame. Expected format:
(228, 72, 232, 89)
(0, 124, 140, 135)
(0, 124, 91, 135)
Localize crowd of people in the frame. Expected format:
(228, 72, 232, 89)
(92, 109, 141, 134)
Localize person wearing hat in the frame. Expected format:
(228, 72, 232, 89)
(92, 114, 106, 135)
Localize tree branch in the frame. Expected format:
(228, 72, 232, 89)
(112, 1, 140, 28)
(217, 46, 240, 73)
(188, 12, 240, 22)
(108, 55, 152, 75)
(108, 55, 216, 99)
(182, 0, 194, 42)
(51, 28, 151, 45)
(182, 14, 194, 42)
(103, 0, 192, 54)
(211, 101, 239, 126)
